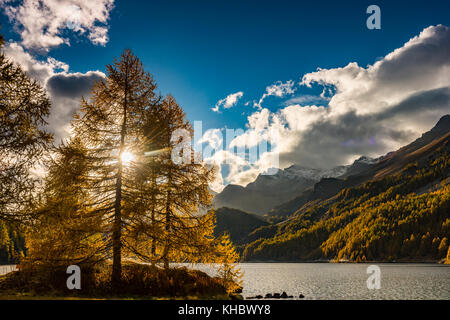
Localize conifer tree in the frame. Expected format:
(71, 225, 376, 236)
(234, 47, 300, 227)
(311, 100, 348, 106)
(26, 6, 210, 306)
(71, 49, 159, 287)
(123, 94, 216, 268)
(157, 95, 215, 269)
(0, 32, 52, 222)
(21, 48, 239, 292)
(25, 139, 105, 268)
(214, 234, 243, 293)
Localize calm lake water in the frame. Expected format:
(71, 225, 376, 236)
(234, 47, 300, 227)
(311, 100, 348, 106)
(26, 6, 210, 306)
(1, 263, 448, 299)
(0, 265, 17, 276)
(193, 263, 450, 300)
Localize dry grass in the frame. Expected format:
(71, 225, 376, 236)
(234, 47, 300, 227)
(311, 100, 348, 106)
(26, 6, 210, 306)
(0, 261, 238, 300)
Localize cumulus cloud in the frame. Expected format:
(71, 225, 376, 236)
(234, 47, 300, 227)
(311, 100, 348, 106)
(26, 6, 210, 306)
(208, 163, 225, 193)
(301, 25, 450, 117)
(1, 0, 115, 50)
(88, 25, 109, 46)
(212, 91, 244, 113)
(198, 128, 224, 159)
(198, 107, 281, 189)
(46, 71, 104, 98)
(213, 25, 450, 188)
(1, 0, 113, 139)
(2, 41, 106, 140)
(46, 71, 105, 139)
(203, 149, 250, 192)
(2, 41, 67, 83)
(229, 108, 272, 148)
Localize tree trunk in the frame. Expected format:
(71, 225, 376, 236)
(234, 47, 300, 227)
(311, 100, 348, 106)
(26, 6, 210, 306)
(112, 164, 123, 289)
(111, 61, 129, 289)
(150, 212, 156, 266)
(162, 168, 172, 270)
(162, 196, 171, 269)
(150, 174, 156, 266)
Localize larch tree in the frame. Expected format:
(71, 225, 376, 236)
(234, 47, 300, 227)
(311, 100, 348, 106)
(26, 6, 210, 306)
(123, 94, 217, 268)
(154, 95, 216, 269)
(21, 48, 239, 291)
(25, 138, 105, 268)
(214, 234, 243, 293)
(71, 49, 159, 288)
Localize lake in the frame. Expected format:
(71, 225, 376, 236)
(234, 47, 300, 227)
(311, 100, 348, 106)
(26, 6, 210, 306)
(0, 265, 17, 276)
(1, 263, 448, 299)
(191, 263, 450, 300)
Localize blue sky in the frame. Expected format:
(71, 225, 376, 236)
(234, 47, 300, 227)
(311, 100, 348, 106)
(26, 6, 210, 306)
(1, 0, 449, 190)
(2, 0, 449, 130)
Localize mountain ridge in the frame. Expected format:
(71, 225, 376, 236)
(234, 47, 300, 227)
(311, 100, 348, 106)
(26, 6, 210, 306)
(213, 155, 378, 215)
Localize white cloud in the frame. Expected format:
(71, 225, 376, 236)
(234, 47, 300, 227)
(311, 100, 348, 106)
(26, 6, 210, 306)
(203, 149, 248, 192)
(2, 41, 106, 140)
(301, 25, 450, 117)
(1, 0, 115, 50)
(212, 91, 244, 113)
(198, 128, 223, 158)
(229, 108, 272, 148)
(208, 163, 225, 193)
(2, 41, 65, 83)
(88, 25, 109, 46)
(213, 24, 450, 189)
(255, 80, 296, 109)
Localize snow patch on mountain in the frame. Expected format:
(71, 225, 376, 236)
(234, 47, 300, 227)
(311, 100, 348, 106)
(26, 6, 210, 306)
(354, 156, 378, 165)
(278, 155, 379, 182)
(280, 164, 347, 182)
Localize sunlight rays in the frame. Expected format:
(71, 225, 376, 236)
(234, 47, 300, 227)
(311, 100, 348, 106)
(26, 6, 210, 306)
(121, 151, 135, 164)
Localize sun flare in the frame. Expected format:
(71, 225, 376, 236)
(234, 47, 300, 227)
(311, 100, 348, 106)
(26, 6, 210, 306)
(121, 151, 135, 164)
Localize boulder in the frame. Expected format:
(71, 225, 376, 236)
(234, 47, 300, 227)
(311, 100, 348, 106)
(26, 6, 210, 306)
(229, 293, 243, 300)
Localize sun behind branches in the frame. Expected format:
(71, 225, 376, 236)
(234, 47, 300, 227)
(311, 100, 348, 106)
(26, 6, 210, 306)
(121, 151, 135, 165)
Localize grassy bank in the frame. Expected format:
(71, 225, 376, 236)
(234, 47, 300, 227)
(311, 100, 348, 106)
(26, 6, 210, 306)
(0, 261, 242, 300)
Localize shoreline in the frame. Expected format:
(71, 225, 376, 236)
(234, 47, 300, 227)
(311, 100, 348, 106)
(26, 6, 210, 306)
(240, 260, 446, 264)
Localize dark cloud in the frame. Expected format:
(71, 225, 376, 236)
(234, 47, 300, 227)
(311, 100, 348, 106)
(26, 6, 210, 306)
(45, 71, 105, 140)
(377, 86, 450, 121)
(2, 42, 106, 141)
(46, 71, 105, 99)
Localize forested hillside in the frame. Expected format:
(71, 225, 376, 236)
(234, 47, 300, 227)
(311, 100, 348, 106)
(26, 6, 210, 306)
(0, 222, 25, 264)
(214, 207, 269, 246)
(242, 142, 450, 262)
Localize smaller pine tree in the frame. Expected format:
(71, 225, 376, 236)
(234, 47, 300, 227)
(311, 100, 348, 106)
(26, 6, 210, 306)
(214, 234, 243, 293)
